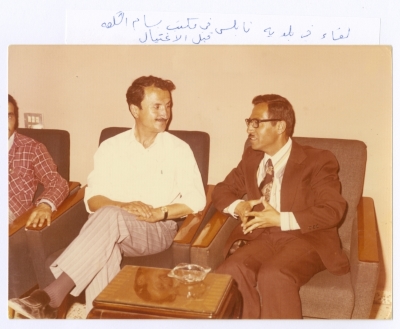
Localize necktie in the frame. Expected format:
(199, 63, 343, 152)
(228, 159, 275, 256)
(259, 158, 274, 202)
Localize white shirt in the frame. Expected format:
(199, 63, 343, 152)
(9, 132, 15, 151)
(84, 127, 206, 214)
(226, 138, 300, 231)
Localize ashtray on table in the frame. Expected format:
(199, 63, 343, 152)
(168, 263, 211, 284)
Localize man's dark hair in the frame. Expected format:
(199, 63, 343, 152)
(8, 94, 19, 129)
(252, 94, 296, 136)
(126, 75, 176, 109)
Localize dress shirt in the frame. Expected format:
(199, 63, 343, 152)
(8, 132, 69, 218)
(226, 138, 300, 231)
(84, 127, 206, 214)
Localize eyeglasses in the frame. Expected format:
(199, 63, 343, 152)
(245, 118, 281, 128)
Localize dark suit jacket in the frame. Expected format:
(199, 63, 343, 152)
(212, 140, 350, 275)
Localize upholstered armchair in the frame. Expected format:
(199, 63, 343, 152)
(25, 128, 212, 293)
(9, 128, 81, 299)
(190, 137, 380, 319)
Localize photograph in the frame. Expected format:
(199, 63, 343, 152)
(7, 44, 392, 320)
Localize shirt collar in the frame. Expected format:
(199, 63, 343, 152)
(130, 123, 164, 150)
(8, 132, 15, 151)
(264, 137, 292, 166)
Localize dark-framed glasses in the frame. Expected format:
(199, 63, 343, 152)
(245, 118, 282, 128)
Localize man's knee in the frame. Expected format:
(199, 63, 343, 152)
(85, 206, 124, 228)
(216, 256, 245, 277)
(258, 265, 298, 292)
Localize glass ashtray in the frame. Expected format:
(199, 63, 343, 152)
(168, 263, 211, 283)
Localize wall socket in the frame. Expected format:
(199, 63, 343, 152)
(24, 113, 44, 129)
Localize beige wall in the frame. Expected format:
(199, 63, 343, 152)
(8, 45, 392, 294)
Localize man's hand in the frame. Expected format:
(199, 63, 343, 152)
(120, 201, 153, 218)
(234, 198, 263, 225)
(135, 207, 163, 223)
(242, 198, 281, 234)
(25, 203, 52, 228)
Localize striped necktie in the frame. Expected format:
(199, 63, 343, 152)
(259, 158, 274, 201)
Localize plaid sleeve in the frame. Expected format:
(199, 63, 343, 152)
(32, 142, 69, 209)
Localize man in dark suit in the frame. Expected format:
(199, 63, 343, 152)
(212, 94, 349, 319)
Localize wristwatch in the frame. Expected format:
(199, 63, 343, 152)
(161, 206, 168, 220)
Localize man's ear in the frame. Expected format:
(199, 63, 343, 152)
(277, 120, 287, 135)
(129, 104, 140, 118)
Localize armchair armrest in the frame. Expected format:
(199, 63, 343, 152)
(8, 182, 83, 296)
(357, 197, 379, 262)
(190, 201, 239, 270)
(25, 186, 89, 288)
(25, 185, 85, 232)
(173, 185, 215, 244)
(191, 208, 230, 248)
(9, 182, 82, 236)
(68, 181, 81, 195)
(350, 196, 380, 319)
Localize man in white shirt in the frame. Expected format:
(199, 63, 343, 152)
(212, 94, 348, 319)
(9, 75, 206, 319)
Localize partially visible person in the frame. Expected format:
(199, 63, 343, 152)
(8, 94, 69, 227)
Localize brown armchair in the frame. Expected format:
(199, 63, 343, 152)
(9, 128, 82, 298)
(190, 137, 380, 319)
(25, 128, 212, 293)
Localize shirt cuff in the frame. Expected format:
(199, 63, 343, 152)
(224, 200, 244, 218)
(37, 199, 56, 212)
(280, 212, 301, 231)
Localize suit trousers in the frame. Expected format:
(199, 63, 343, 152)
(216, 228, 326, 319)
(49, 206, 177, 316)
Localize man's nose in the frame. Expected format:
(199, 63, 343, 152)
(247, 124, 255, 134)
(159, 106, 168, 117)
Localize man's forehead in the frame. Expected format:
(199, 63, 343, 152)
(143, 86, 171, 101)
(251, 103, 269, 117)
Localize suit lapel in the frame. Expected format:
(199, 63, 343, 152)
(281, 141, 307, 210)
(244, 147, 264, 200)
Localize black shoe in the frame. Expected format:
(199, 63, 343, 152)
(8, 289, 58, 319)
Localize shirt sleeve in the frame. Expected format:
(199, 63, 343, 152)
(224, 199, 243, 218)
(280, 211, 301, 231)
(33, 142, 69, 210)
(84, 142, 111, 213)
(173, 144, 206, 213)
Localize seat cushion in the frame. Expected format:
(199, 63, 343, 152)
(300, 270, 354, 319)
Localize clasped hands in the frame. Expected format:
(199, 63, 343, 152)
(234, 197, 281, 234)
(120, 201, 162, 222)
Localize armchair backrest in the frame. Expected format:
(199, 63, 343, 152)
(99, 127, 210, 190)
(244, 137, 367, 252)
(17, 128, 70, 200)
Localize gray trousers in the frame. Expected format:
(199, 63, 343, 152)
(50, 206, 177, 315)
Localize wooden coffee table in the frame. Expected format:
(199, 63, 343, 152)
(87, 265, 242, 319)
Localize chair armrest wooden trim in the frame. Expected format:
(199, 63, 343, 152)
(9, 183, 83, 236)
(9, 210, 33, 237)
(173, 185, 215, 244)
(358, 196, 379, 263)
(69, 181, 81, 195)
(25, 186, 86, 232)
(191, 209, 230, 248)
